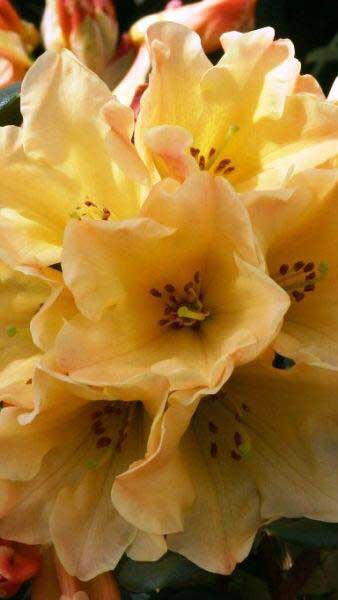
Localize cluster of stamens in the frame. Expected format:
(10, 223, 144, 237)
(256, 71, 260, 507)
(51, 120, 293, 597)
(89, 402, 133, 453)
(274, 259, 328, 303)
(206, 397, 251, 462)
(190, 146, 235, 176)
(149, 271, 209, 331)
(71, 200, 111, 221)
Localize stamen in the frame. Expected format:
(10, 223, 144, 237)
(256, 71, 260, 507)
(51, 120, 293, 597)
(215, 158, 231, 173)
(209, 421, 218, 434)
(294, 261, 304, 271)
(164, 284, 175, 293)
(234, 431, 242, 446)
(292, 291, 305, 302)
(190, 147, 200, 158)
(210, 442, 218, 457)
(150, 275, 209, 330)
(279, 264, 289, 275)
(304, 262, 314, 272)
(177, 306, 208, 321)
(275, 259, 328, 303)
(150, 288, 162, 297)
(198, 155, 206, 170)
(96, 436, 112, 448)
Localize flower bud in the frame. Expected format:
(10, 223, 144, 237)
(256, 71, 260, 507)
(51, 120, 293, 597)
(0, 0, 39, 88)
(0, 539, 41, 598)
(129, 0, 257, 54)
(41, 0, 119, 79)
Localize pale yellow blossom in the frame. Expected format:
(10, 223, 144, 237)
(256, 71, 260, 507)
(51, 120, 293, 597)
(135, 24, 338, 190)
(0, 48, 148, 271)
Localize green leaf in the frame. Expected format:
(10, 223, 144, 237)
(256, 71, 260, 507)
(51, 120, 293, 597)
(116, 552, 218, 594)
(267, 518, 338, 549)
(0, 83, 22, 127)
(306, 33, 338, 77)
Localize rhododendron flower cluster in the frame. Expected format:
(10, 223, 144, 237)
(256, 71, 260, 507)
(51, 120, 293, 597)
(0, 15, 337, 596)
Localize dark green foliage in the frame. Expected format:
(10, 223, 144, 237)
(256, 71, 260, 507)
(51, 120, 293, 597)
(0, 83, 21, 127)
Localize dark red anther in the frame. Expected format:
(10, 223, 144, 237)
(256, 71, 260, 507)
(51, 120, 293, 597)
(150, 288, 162, 297)
(165, 284, 175, 293)
(294, 261, 305, 271)
(305, 272, 316, 280)
(230, 450, 241, 461)
(279, 264, 289, 275)
(199, 155, 206, 170)
(96, 436, 112, 448)
(304, 283, 315, 292)
(292, 290, 305, 302)
(234, 431, 242, 446)
(91, 410, 103, 420)
(304, 262, 315, 272)
(194, 271, 201, 284)
(210, 442, 218, 457)
(208, 421, 218, 434)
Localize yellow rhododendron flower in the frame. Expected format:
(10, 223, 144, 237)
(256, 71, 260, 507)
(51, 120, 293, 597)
(49, 172, 289, 396)
(135, 24, 338, 190)
(0, 48, 148, 271)
(112, 359, 338, 575)
(0, 260, 49, 404)
(1, 17, 338, 585)
(0, 365, 172, 580)
(245, 167, 338, 369)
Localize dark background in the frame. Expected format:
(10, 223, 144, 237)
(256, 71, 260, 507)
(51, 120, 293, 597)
(13, 0, 338, 92)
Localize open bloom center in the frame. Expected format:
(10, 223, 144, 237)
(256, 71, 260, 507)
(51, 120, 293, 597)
(189, 125, 239, 178)
(70, 200, 112, 221)
(150, 270, 210, 331)
(274, 259, 329, 303)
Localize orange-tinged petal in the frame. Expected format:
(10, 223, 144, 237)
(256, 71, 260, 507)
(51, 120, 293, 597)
(136, 23, 338, 191)
(50, 463, 136, 581)
(0, 261, 48, 402)
(126, 531, 167, 561)
(21, 50, 147, 185)
(246, 168, 338, 368)
(167, 360, 338, 574)
(58, 173, 287, 395)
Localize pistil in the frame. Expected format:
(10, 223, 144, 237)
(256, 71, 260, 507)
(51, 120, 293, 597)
(150, 271, 209, 330)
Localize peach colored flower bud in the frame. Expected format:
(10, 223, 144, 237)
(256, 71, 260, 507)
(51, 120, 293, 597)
(0, 539, 41, 598)
(129, 0, 257, 54)
(41, 0, 118, 79)
(0, 0, 39, 87)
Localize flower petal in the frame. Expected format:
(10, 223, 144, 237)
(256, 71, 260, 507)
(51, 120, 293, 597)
(21, 50, 148, 185)
(59, 173, 286, 394)
(135, 21, 211, 178)
(0, 127, 77, 267)
(167, 360, 338, 573)
(247, 168, 338, 368)
(50, 465, 136, 581)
